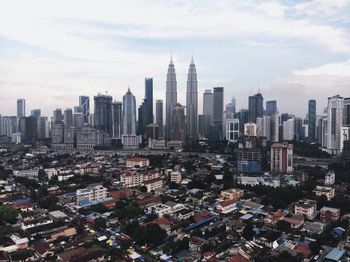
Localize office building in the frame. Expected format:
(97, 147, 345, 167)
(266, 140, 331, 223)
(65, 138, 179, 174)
(73, 113, 84, 128)
(238, 109, 249, 133)
(270, 111, 279, 143)
(225, 118, 239, 142)
(123, 89, 136, 135)
(53, 108, 63, 124)
(203, 90, 214, 123)
(30, 109, 41, 119)
(283, 117, 295, 141)
(186, 57, 198, 140)
(213, 87, 224, 137)
(64, 108, 73, 128)
(37, 116, 49, 140)
(198, 115, 211, 138)
(244, 122, 257, 137)
(94, 94, 112, 135)
(270, 142, 293, 173)
(112, 101, 122, 138)
(171, 103, 186, 142)
(266, 100, 277, 116)
(257, 116, 271, 140)
(146, 123, 159, 140)
(237, 149, 261, 173)
(76, 185, 107, 205)
(156, 100, 163, 138)
(344, 98, 350, 126)
(248, 93, 263, 123)
(326, 95, 344, 154)
(17, 99, 26, 117)
(308, 99, 316, 141)
(79, 96, 90, 124)
(165, 57, 177, 140)
(145, 78, 153, 125)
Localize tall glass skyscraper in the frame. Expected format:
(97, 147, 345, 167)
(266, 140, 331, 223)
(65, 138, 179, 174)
(17, 99, 26, 118)
(145, 78, 153, 125)
(308, 99, 316, 141)
(266, 100, 277, 116)
(186, 57, 198, 140)
(79, 96, 90, 124)
(156, 100, 163, 137)
(213, 87, 224, 137)
(123, 89, 136, 135)
(248, 93, 263, 123)
(94, 94, 112, 135)
(165, 57, 177, 140)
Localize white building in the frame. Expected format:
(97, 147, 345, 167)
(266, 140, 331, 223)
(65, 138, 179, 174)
(326, 95, 344, 154)
(76, 184, 107, 205)
(120, 171, 160, 188)
(244, 122, 257, 137)
(170, 171, 182, 184)
(121, 134, 141, 149)
(283, 118, 295, 141)
(225, 118, 239, 142)
(324, 171, 335, 185)
(257, 116, 271, 141)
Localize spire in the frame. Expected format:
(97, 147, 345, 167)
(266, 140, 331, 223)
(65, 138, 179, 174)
(190, 55, 195, 65)
(169, 55, 173, 65)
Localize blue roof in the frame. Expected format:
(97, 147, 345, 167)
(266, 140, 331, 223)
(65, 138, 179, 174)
(63, 191, 76, 196)
(184, 215, 217, 232)
(240, 214, 254, 220)
(14, 198, 31, 204)
(325, 248, 345, 261)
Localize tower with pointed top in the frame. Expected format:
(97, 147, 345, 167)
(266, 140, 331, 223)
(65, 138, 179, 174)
(186, 57, 198, 140)
(165, 57, 177, 140)
(123, 88, 137, 135)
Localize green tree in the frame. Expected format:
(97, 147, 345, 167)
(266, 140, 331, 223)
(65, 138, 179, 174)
(0, 206, 19, 225)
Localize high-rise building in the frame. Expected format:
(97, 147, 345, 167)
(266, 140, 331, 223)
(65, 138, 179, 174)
(2, 116, 17, 138)
(266, 100, 277, 116)
(203, 90, 214, 123)
(231, 97, 236, 114)
(198, 115, 211, 138)
(171, 103, 186, 142)
(294, 117, 303, 141)
(238, 109, 249, 133)
(256, 116, 271, 140)
(30, 109, 41, 119)
(213, 87, 224, 137)
(186, 57, 198, 140)
(165, 57, 177, 140)
(283, 117, 295, 141)
(145, 78, 153, 125)
(64, 108, 73, 128)
(344, 98, 350, 126)
(156, 100, 163, 138)
(0, 114, 2, 136)
(17, 99, 26, 118)
(270, 111, 279, 143)
(53, 108, 63, 124)
(37, 116, 49, 140)
(248, 93, 263, 123)
(308, 99, 316, 141)
(326, 95, 344, 154)
(225, 118, 239, 142)
(73, 113, 84, 128)
(270, 143, 293, 173)
(123, 89, 137, 135)
(112, 101, 122, 138)
(79, 96, 90, 124)
(94, 94, 112, 135)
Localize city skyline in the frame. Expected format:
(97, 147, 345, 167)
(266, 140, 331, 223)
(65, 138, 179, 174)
(0, 1, 349, 117)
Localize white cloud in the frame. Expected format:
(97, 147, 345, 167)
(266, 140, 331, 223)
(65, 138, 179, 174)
(294, 59, 350, 77)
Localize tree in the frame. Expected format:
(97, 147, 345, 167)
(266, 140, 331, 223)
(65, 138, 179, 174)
(94, 218, 107, 230)
(0, 206, 18, 225)
(242, 223, 255, 240)
(276, 220, 291, 232)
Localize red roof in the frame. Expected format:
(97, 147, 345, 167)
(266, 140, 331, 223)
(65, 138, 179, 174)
(194, 211, 212, 222)
(295, 244, 311, 257)
(219, 198, 236, 208)
(227, 255, 249, 262)
(148, 217, 171, 226)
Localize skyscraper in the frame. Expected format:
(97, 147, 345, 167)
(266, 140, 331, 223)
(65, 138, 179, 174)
(94, 94, 112, 135)
(165, 57, 177, 140)
(231, 97, 236, 114)
(145, 78, 153, 125)
(213, 87, 224, 137)
(17, 99, 26, 117)
(203, 90, 214, 123)
(266, 100, 277, 116)
(171, 103, 186, 142)
(31, 109, 41, 119)
(308, 99, 316, 141)
(112, 101, 122, 138)
(248, 93, 263, 123)
(186, 57, 198, 140)
(64, 108, 73, 128)
(53, 108, 63, 124)
(79, 96, 90, 124)
(344, 97, 350, 126)
(270, 111, 280, 143)
(156, 100, 163, 138)
(327, 95, 344, 154)
(123, 89, 136, 135)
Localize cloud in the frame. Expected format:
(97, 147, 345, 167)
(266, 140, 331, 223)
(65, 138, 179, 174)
(294, 59, 350, 77)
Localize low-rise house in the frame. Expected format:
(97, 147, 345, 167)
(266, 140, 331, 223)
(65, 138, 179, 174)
(220, 188, 244, 201)
(189, 236, 208, 252)
(294, 200, 317, 220)
(126, 157, 149, 168)
(313, 185, 335, 200)
(144, 177, 163, 193)
(283, 214, 304, 229)
(320, 207, 340, 222)
(0, 235, 29, 253)
(303, 221, 325, 234)
(217, 199, 237, 214)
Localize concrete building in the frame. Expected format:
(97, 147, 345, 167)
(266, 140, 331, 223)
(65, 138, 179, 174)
(244, 122, 257, 137)
(79, 95, 90, 124)
(203, 90, 214, 124)
(94, 94, 112, 135)
(326, 95, 344, 154)
(213, 87, 224, 137)
(165, 57, 177, 140)
(17, 99, 26, 117)
(123, 89, 137, 135)
(225, 118, 239, 142)
(270, 143, 293, 173)
(186, 57, 198, 140)
(248, 93, 263, 123)
(170, 103, 186, 143)
(156, 100, 163, 138)
(76, 185, 107, 205)
(283, 117, 295, 141)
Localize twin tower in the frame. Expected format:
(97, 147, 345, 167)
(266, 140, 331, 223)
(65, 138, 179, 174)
(165, 57, 198, 142)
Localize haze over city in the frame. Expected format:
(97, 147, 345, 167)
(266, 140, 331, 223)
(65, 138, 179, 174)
(0, 0, 349, 117)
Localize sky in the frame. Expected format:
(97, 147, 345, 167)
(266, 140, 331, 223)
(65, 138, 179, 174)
(0, 0, 349, 118)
